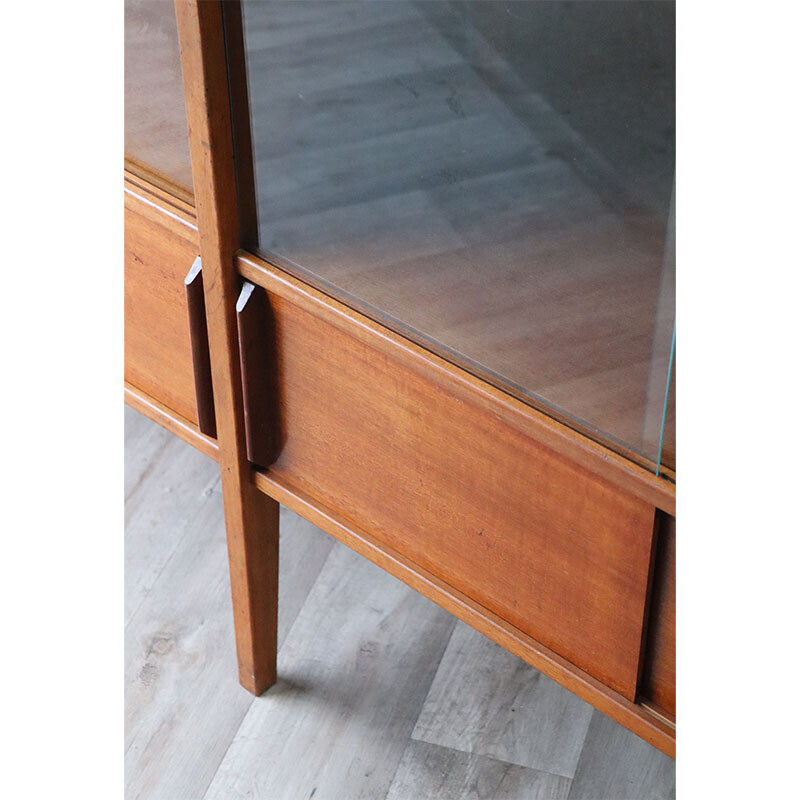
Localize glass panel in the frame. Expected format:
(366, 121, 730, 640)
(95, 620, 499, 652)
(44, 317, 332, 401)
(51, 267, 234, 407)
(125, 0, 193, 199)
(233, 0, 676, 471)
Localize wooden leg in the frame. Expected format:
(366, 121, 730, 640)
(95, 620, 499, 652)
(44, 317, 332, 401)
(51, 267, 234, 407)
(175, 0, 280, 695)
(220, 479, 279, 694)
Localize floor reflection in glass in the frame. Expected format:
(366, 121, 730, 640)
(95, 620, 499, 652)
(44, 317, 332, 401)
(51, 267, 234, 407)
(239, 1, 676, 468)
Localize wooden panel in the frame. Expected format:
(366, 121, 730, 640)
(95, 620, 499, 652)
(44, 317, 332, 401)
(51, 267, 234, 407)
(124, 184, 199, 425)
(640, 512, 676, 716)
(240, 263, 656, 701)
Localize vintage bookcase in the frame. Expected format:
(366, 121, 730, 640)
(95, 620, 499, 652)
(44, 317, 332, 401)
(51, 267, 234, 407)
(125, 0, 676, 757)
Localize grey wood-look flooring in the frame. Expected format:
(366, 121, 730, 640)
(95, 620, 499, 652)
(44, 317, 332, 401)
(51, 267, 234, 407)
(125, 407, 675, 800)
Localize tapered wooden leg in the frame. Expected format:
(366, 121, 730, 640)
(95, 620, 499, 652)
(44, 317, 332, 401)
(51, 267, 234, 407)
(175, 0, 280, 694)
(221, 479, 279, 694)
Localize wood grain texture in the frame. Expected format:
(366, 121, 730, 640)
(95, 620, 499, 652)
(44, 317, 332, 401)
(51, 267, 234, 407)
(387, 740, 572, 800)
(124, 182, 199, 425)
(124, 407, 334, 800)
(184, 257, 217, 437)
(567, 710, 676, 800)
(413, 622, 593, 779)
(204, 543, 457, 800)
(176, 0, 279, 695)
(236, 256, 656, 700)
(252, 469, 675, 757)
(640, 512, 676, 716)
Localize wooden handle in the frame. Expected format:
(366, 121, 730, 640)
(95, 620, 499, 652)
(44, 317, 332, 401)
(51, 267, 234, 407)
(184, 257, 217, 438)
(236, 281, 280, 468)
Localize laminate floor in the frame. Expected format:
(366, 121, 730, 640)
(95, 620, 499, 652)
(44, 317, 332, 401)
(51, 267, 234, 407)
(125, 407, 675, 799)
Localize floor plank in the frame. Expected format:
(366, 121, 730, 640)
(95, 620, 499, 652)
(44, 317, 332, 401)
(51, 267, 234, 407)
(125, 410, 335, 800)
(203, 543, 457, 800)
(124, 407, 220, 627)
(567, 711, 676, 800)
(274, 505, 336, 650)
(412, 621, 594, 779)
(124, 404, 170, 501)
(386, 739, 571, 800)
(125, 458, 249, 800)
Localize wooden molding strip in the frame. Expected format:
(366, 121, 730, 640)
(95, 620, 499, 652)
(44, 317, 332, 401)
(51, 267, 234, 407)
(123, 160, 195, 210)
(252, 467, 676, 758)
(124, 169, 197, 227)
(638, 699, 676, 731)
(124, 381, 218, 461)
(238, 251, 676, 515)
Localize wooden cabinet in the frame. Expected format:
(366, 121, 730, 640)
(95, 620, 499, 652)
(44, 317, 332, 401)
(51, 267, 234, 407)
(124, 0, 676, 758)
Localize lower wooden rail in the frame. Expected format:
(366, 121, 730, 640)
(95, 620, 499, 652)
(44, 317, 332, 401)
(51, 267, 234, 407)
(252, 467, 676, 758)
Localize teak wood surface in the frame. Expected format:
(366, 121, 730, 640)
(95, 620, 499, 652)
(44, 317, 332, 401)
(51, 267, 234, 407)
(124, 179, 199, 425)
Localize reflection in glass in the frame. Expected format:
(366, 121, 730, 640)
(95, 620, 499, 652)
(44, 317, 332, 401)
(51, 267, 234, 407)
(657, 325, 676, 475)
(125, 0, 193, 199)
(233, 0, 676, 471)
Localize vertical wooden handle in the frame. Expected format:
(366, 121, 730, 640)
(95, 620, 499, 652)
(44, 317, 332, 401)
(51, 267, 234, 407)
(184, 257, 217, 438)
(236, 281, 277, 468)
